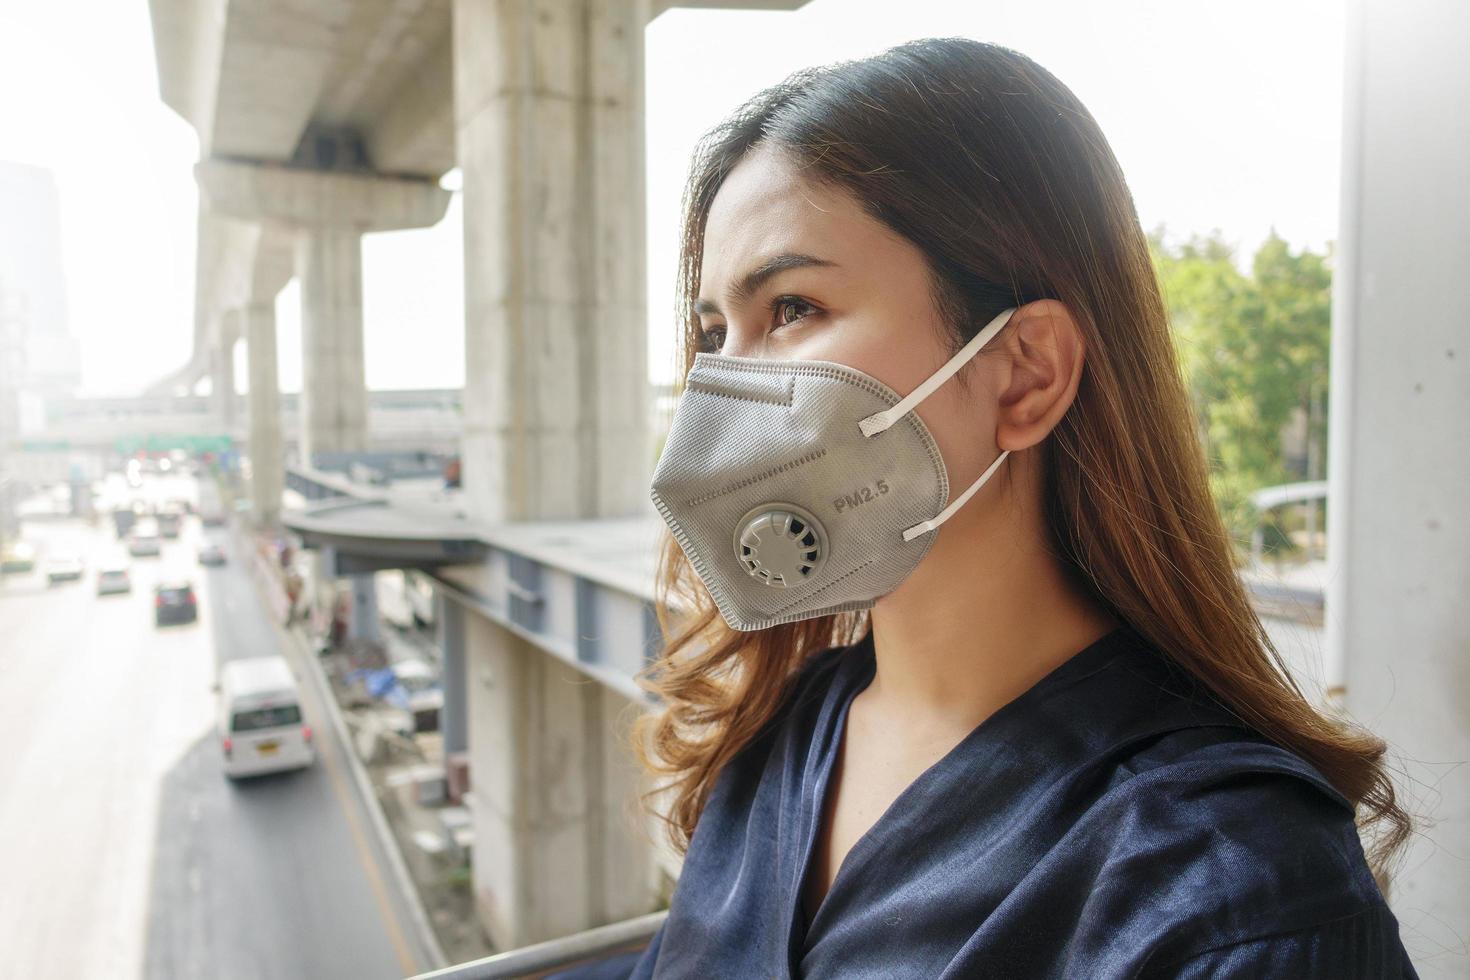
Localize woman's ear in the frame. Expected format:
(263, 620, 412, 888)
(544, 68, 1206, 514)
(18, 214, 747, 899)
(993, 300, 1087, 452)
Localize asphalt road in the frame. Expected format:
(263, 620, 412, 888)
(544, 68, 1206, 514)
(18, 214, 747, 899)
(0, 481, 432, 980)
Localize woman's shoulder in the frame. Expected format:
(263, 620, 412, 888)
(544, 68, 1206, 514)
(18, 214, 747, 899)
(1080, 728, 1395, 963)
(1138, 901, 1418, 979)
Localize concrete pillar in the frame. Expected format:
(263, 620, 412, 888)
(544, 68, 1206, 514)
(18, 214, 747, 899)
(452, 0, 662, 949)
(455, 0, 651, 525)
(296, 226, 367, 462)
(242, 302, 284, 528)
(349, 574, 380, 644)
(1329, 2, 1470, 975)
(436, 592, 468, 755)
(193, 160, 450, 467)
(210, 330, 236, 429)
(463, 613, 654, 948)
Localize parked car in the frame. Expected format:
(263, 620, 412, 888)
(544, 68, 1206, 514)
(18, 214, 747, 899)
(198, 542, 227, 566)
(154, 580, 198, 626)
(218, 656, 314, 779)
(96, 565, 132, 596)
(44, 553, 85, 584)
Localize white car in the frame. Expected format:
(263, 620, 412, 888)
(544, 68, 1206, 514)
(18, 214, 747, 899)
(96, 565, 132, 596)
(128, 522, 162, 557)
(44, 554, 85, 584)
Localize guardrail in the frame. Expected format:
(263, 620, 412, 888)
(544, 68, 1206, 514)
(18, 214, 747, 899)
(409, 911, 665, 980)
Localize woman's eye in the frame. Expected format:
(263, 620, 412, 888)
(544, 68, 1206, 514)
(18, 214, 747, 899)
(774, 297, 816, 327)
(701, 325, 727, 352)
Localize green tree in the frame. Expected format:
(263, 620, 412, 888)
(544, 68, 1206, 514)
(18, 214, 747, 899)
(1150, 229, 1332, 551)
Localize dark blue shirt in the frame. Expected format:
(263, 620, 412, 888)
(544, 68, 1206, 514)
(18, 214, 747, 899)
(563, 627, 1416, 978)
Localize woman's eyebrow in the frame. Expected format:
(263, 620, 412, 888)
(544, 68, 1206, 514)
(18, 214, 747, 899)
(694, 252, 837, 315)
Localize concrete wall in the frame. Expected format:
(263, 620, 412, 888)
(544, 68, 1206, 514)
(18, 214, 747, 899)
(1329, 2, 1470, 976)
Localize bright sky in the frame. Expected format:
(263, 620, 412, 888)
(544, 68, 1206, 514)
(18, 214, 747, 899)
(0, 0, 1343, 396)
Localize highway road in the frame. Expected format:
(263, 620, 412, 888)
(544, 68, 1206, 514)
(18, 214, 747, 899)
(0, 477, 433, 980)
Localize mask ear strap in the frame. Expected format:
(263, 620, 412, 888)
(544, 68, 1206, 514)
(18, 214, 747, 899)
(858, 307, 1016, 438)
(902, 449, 1009, 541)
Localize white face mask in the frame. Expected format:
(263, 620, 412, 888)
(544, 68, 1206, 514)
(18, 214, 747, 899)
(650, 307, 1015, 632)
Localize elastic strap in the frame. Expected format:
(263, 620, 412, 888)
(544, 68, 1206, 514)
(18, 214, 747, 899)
(858, 307, 1016, 438)
(902, 450, 1010, 542)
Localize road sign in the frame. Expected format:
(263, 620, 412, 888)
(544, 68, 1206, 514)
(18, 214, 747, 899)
(113, 434, 234, 454)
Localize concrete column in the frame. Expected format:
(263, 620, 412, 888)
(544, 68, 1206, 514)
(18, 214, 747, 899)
(296, 226, 368, 462)
(242, 302, 284, 528)
(451, 0, 662, 948)
(210, 330, 236, 429)
(1329, 2, 1470, 975)
(455, 0, 651, 525)
(194, 160, 449, 467)
(436, 592, 468, 755)
(349, 573, 380, 643)
(464, 613, 655, 948)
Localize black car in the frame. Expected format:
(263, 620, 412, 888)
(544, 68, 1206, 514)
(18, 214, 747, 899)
(154, 581, 198, 626)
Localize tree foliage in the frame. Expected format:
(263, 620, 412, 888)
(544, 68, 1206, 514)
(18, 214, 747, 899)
(1149, 229, 1332, 544)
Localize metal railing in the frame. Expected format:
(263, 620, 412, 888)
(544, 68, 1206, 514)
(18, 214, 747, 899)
(409, 911, 666, 980)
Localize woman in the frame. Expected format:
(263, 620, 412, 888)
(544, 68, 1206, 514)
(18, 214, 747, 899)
(608, 37, 1413, 978)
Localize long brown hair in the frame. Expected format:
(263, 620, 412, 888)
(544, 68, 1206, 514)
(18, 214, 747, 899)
(631, 37, 1410, 884)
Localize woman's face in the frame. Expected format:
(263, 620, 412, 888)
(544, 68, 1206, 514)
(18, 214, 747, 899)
(695, 142, 1003, 503)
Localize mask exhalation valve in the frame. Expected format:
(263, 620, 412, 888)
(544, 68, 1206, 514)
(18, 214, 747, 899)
(733, 505, 827, 589)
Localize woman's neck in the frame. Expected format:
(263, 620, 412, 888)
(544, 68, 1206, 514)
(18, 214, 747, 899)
(867, 458, 1119, 734)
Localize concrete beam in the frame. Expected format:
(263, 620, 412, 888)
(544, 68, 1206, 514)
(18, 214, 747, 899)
(146, 0, 224, 143)
(196, 159, 450, 231)
(151, 0, 455, 170)
(142, 355, 207, 400)
(365, 26, 456, 177)
(210, 3, 358, 160)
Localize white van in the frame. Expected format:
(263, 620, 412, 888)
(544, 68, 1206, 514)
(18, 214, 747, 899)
(218, 656, 315, 779)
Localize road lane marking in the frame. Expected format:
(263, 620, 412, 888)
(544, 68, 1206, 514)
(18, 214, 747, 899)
(314, 706, 420, 976)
